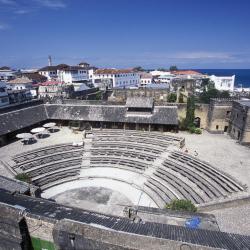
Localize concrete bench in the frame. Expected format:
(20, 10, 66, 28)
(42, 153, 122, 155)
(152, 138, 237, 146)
(170, 152, 243, 193)
(155, 168, 205, 204)
(162, 160, 225, 199)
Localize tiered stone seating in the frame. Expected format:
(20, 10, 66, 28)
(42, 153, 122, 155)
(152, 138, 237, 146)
(93, 136, 170, 149)
(169, 151, 245, 194)
(90, 156, 149, 172)
(162, 160, 227, 199)
(91, 149, 156, 162)
(92, 141, 164, 155)
(93, 129, 184, 147)
(13, 144, 83, 164)
(143, 150, 245, 206)
(12, 143, 84, 190)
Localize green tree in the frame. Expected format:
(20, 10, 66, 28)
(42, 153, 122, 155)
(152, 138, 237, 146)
(199, 88, 219, 104)
(220, 90, 230, 98)
(95, 91, 102, 100)
(133, 66, 144, 72)
(169, 65, 178, 71)
(166, 199, 197, 212)
(185, 96, 195, 128)
(178, 93, 184, 103)
(167, 93, 177, 102)
(15, 173, 31, 183)
(157, 68, 166, 71)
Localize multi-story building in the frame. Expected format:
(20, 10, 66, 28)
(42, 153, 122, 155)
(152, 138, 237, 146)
(139, 73, 153, 87)
(93, 69, 140, 89)
(38, 63, 94, 91)
(209, 75, 235, 92)
(38, 64, 68, 81)
(0, 66, 16, 82)
(228, 100, 250, 144)
(57, 66, 88, 84)
(7, 77, 33, 99)
(0, 82, 9, 107)
(37, 81, 66, 98)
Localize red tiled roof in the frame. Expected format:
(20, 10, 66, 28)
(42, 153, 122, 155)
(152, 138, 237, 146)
(171, 70, 202, 75)
(35, 81, 63, 86)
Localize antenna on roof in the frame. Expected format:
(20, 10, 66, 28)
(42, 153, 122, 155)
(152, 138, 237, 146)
(48, 55, 52, 66)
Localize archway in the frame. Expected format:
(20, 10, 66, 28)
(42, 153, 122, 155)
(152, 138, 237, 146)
(194, 117, 201, 128)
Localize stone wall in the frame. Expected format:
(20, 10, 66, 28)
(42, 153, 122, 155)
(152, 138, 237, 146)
(229, 101, 250, 144)
(0, 104, 48, 136)
(207, 99, 233, 133)
(1, 190, 250, 250)
(177, 103, 209, 129)
(109, 88, 169, 102)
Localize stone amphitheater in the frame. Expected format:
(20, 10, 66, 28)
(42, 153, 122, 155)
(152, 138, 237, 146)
(1, 127, 248, 214)
(1, 101, 250, 249)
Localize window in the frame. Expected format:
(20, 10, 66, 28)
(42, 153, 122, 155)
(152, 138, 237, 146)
(216, 125, 219, 130)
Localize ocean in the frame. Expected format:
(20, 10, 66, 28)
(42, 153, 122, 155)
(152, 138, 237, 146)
(195, 69, 250, 88)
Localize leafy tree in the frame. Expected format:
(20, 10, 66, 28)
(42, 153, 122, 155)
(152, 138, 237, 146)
(95, 92, 102, 100)
(157, 68, 166, 71)
(178, 93, 184, 103)
(15, 173, 31, 183)
(199, 88, 230, 104)
(133, 66, 144, 72)
(169, 65, 178, 71)
(185, 96, 195, 128)
(166, 199, 197, 212)
(167, 93, 177, 102)
(220, 90, 230, 98)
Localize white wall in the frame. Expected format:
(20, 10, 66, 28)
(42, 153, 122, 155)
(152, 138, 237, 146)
(210, 75, 235, 92)
(93, 72, 140, 88)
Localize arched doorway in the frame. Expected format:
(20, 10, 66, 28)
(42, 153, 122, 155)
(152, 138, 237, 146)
(194, 117, 201, 128)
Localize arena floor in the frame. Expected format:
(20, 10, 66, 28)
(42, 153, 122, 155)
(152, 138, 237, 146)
(0, 127, 250, 235)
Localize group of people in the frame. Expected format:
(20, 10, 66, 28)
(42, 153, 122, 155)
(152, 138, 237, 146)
(184, 148, 198, 157)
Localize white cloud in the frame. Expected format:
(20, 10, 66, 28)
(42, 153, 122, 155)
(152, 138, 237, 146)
(35, 0, 66, 9)
(14, 9, 31, 14)
(0, 0, 16, 5)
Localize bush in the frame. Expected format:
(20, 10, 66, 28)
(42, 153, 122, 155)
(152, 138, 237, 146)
(167, 93, 177, 103)
(15, 173, 31, 183)
(188, 126, 202, 134)
(194, 128, 202, 134)
(188, 125, 196, 134)
(166, 199, 197, 212)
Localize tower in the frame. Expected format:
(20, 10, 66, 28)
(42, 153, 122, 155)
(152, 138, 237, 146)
(48, 55, 52, 66)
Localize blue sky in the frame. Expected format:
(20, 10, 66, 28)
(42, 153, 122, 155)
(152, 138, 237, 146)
(0, 0, 250, 69)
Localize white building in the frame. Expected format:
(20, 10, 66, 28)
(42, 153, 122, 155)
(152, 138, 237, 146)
(38, 65, 58, 81)
(37, 81, 65, 98)
(0, 67, 16, 82)
(38, 63, 94, 91)
(0, 82, 9, 107)
(139, 73, 153, 87)
(57, 66, 88, 84)
(7, 76, 33, 98)
(150, 70, 171, 77)
(209, 75, 235, 92)
(93, 69, 140, 89)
